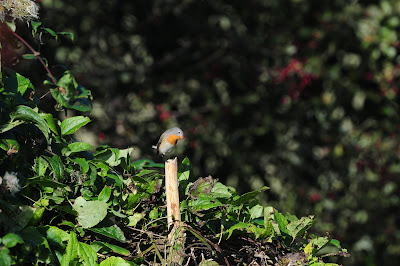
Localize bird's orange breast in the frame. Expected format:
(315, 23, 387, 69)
(167, 134, 182, 145)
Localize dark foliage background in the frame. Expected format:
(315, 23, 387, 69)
(19, 0, 400, 265)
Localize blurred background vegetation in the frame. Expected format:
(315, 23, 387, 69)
(10, 0, 400, 265)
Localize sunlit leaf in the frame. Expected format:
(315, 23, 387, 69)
(91, 241, 130, 256)
(60, 116, 90, 136)
(73, 197, 108, 228)
(88, 224, 126, 243)
(10, 105, 49, 140)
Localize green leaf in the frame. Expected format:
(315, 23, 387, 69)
(189, 176, 214, 199)
(91, 161, 110, 177)
(40, 113, 58, 134)
(232, 186, 269, 206)
(99, 256, 130, 266)
(149, 207, 159, 219)
(88, 224, 126, 243)
(6, 21, 16, 32)
(20, 226, 54, 264)
(10, 105, 49, 140)
(329, 239, 342, 249)
(7, 205, 35, 232)
(98, 186, 112, 202)
(22, 54, 39, 60)
(4, 72, 35, 97)
(57, 31, 75, 42)
(50, 71, 92, 112)
(91, 241, 130, 256)
(287, 215, 315, 240)
(60, 116, 90, 136)
(249, 204, 264, 220)
(107, 173, 123, 188)
(125, 193, 141, 209)
(78, 242, 98, 265)
(35, 156, 49, 176)
(61, 231, 79, 266)
(31, 21, 42, 33)
(190, 194, 223, 211)
(30, 204, 46, 225)
(28, 176, 69, 189)
(127, 213, 145, 227)
(0, 136, 19, 154)
(0, 248, 11, 266)
(44, 155, 64, 180)
(73, 197, 108, 228)
(94, 147, 133, 167)
(210, 182, 232, 199)
(0, 120, 24, 133)
(68, 142, 92, 153)
(274, 211, 289, 235)
(1, 233, 24, 248)
(69, 158, 90, 174)
(199, 261, 219, 266)
(131, 159, 164, 170)
(178, 157, 193, 182)
(40, 225, 70, 243)
(43, 27, 57, 39)
(226, 221, 272, 240)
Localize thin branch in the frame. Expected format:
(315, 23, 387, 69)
(8, 28, 57, 99)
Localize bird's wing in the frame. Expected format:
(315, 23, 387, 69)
(156, 130, 169, 149)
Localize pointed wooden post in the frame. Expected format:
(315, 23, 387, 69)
(165, 157, 180, 228)
(165, 157, 185, 264)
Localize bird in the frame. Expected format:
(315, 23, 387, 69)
(152, 127, 185, 156)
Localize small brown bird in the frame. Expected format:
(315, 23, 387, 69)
(152, 127, 185, 156)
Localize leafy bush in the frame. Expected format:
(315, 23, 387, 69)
(0, 4, 349, 265)
(35, 1, 400, 265)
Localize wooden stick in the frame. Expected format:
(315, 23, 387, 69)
(165, 157, 180, 228)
